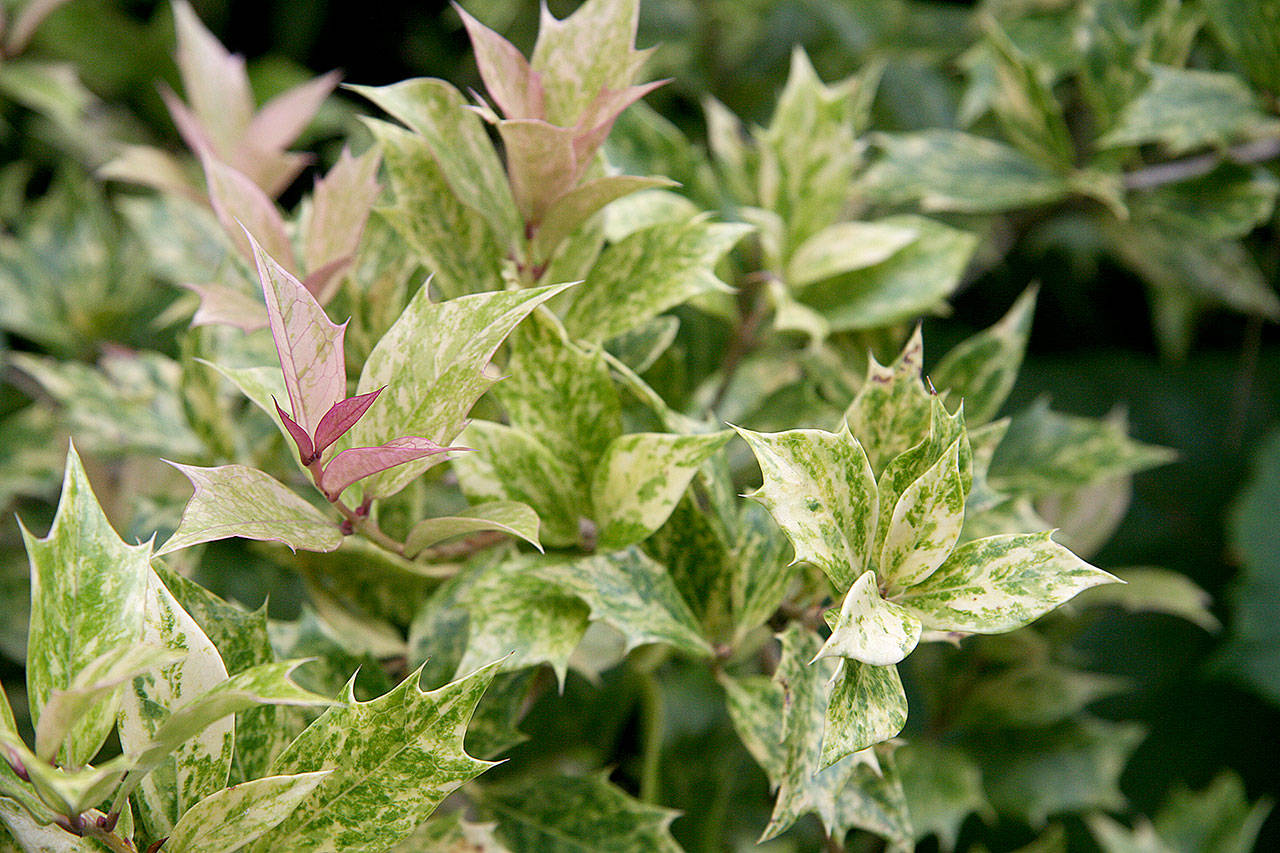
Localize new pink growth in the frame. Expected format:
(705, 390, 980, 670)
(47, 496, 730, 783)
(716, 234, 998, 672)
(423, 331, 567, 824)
(318, 438, 463, 502)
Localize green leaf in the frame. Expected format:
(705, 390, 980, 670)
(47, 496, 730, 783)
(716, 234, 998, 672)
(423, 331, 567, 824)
(593, 431, 732, 550)
(733, 423, 878, 591)
(533, 175, 674, 261)
(164, 771, 330, 853)
(1128, 164, 1278, 242)
(798, 215, 977, 332)
(879, 437, 967, 592)
(529, 547, 711, 657)
(982, 19, 1074, 169)
(560, 218, 751, 344)
(394, 812, 510, 852)
(1099, 66, 1280, 155)
(931, 286, 1037, 426)
(352, 79, 521, 244)
(818, 571, 921, 667)
(864, 130, 1071, 213)
(249, 663, 499, 852)
(21, 444, 149, 769)
(821, 658, 908, 767)
(0, 731, 130, 818)
(1151, 772, 1273, 853)
(956, 663, 1127, 729)
(157, 464, 343, 555)
(842, 328, 933, 473)
(405, 501, 543, 557)
(898, 532, 1118, 633)
(347, 282, 572, 499)
(1203, 0, 1280, 93)
(1078, 567, 1218, 632)
(118, 570, 233, 839)
(897, 742, 989, 851)
(730, 502, 794, 641)
(786, 220, 920, 287)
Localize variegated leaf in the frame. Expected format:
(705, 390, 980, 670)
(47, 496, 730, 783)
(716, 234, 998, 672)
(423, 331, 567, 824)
(496, 118, 581, 226)
(21, 444, 149, 769)
(303, 147, 381, 287)
(347, 282, 572, 499)
(560, 219, 751, 343)
(821, 659, 908, 767)
(896, 742, 989, 851)
(157, 464, 343, 555)
(480, 772, 681, 852)
(786, 220, 919, 288)
(249, 663, 499, 852)
(119, 569, 232, 839)
(816, 571, 921, 667)
(164, 771, 330, 853)
(170, 0, 253, 157)
(729, 502, 794, 641)
(931, 286, 1037, 426)
(404, 501, 542, 557)
(533, 175, 674, 261)
(318, 437, 455, 501)
(842, 328, 932, 473)
(456, 5, 542, 121)
(204, 157, 292, 269)
(395, 811, 511, 852)
(875, 400, 971, 553)
(0, 798, 104, 853)
(897, 532, 1119, 633)
(0, 731, 130, 818)
(879, 437, 967, 591)
(2, 684, 57, 825)
(733, 423, 878, 591)
(529, 547, 711, 657)
(593, 431, 732, 550)
(720, 673, 786, 779)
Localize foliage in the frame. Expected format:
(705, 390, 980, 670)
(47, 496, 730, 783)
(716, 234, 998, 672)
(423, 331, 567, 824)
(0, 0, 1276, 851)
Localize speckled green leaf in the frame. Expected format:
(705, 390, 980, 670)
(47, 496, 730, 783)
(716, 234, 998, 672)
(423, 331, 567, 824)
(480, 772, 681, 853)
(786, 220, 920, 287)
(842, 328, 933, 473)
(529, 547, 710, 656)
(0, 798, 106, 853)
(730, 502, 794, 641)
(395, 812, 511, 852)
(931, 287, 1037, 426)
(347, 282, 572, 499)
(21, 444, 149, 769)
(821, 658, 908, 767)
(593, 431, 732, 550)
(797, 215, 977, 332)
(2, 684, 56, 825)
(879, 437, 967, 591)
(364, 119, 504, 298)
(734, 423, 878, 591)
(817, 571, 921, 667)
(1129, 164, 1278, 242)
(165, 771, 330, 853)
(405, 501, 542, 557)
(896, 741, 989, 851)
(560, 219, 751, 343)
(157, 464, 342, 555)
(898, 532, 1118, 633)
(119, 570, 232, 839)
(1099, 66, 1280, 155)
(249, 662, 499, 853)
(865, 130, 1070, 213)
(0, 731, 130, 818)
(990, 400, 1177, 496)
(874, 401, 971, 534)
(533, 175, 673, 261)
(720, 673, 787, 780)
(352, 79, 520, 244)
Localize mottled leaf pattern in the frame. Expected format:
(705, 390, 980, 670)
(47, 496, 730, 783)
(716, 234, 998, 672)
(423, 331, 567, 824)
(842, 328, 932, 473)
(817, 571, 921, 667)
(821, 659, 908, 767)
(931, 286, 1037, 426)
(164, 772, 330, 853)
(786, 220, 919, 287)
(878, 437, 967, 591)
(405, 502, 543, 557)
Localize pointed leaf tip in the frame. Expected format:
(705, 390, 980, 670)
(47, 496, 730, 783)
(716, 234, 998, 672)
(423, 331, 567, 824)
(313, 386, 385, 455)
(274, 396, 315, 463)
(319, 438, 461, 501)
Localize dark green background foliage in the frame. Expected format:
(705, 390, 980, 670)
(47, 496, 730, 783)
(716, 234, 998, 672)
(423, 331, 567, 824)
(4, 0, 1280, 850)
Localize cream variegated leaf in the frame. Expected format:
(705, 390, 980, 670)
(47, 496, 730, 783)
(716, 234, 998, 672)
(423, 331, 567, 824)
(879, 437, 967, 592)
(734, 423, 878, 591)
(816, 571, 921, 667)
(822, 658, 908, 768)
(842, 327, 932, 473)
(931, 286, 1037, 426)
(533, 175, 674, 261)
(404, 501, 543, 557)
(0, 798, 104, 853)
(786, 220, 919, 288)
(875, 399, 971, 553)
(164, 772, 330, 853)
(897, 532, 1120, 633)
(592, 431, 732, 550)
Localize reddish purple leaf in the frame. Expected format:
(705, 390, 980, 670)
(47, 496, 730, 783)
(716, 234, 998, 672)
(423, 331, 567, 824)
(301, 254, 354, 305)
(318, 438, 459, 501)
(248, 231, 348, 436)
(274, 397, 315, 463)
(572, 80, 666, 161)
(312, 387, 385, 456)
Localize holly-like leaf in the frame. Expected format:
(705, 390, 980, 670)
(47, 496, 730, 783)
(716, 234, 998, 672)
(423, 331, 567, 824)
(864, 130, 1071, 213)
(529, 547, 711, 657)
(879, 436, 967, 591)
(1150, 772, 1273, 853)
(821, 658, 908, 767)
(817, 571, 921, 667)
(346, 282, 572, 499)
(248, 663, 499, 852)
(21, 444, 149, 769)
(733, 423, 878, 591)
(164, 771, 330, 853)
(118, 570, 232, 840)
(786, 220, 920, 288)
(311, 387, 384, 457)
(456, 5, 543, 122)
(593, 431, 732, 550)
(404, 501, 542, 558)
(843, 327, 933, 473)
(250, 233, 347, 438)
(157, 463, 343, 555)
(730, 502, 794, 641)
(560, 218, 752, 343)
(931, 286, 1037, 426)
(479, 772, 680, 852)
(169, 0, 253, 159)
(318, 437, 456, 501)
(898, 532, 1118, 634)
(897, 742, 989, 851)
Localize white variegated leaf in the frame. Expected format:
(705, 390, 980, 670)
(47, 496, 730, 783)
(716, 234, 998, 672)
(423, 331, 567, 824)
(164, 771, 330, 853)
(879, 437, 966, 592)
(821, 658, 908, 767)
(816, 571, 921, 667)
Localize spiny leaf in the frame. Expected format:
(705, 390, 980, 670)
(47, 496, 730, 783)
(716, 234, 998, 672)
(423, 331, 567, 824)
(404, 501, 543, 558)
(204, 157, 292, 268)
(249, 663, 500, 852)
(733, 423, 878, 591)
(164, 771, 330, 853)
(170, 0, 253, 157)
(842, 327, 933, 473)
(157, 463, 343, 555)
(21, 443, 149, 769)
(456, 5, 543, 121)
(816, 571, 921, 667)
(931, 286, 1037, 426)
(821, 658, 908, 767)
(897, 531, 1119, 634)
(303, 147, 382, 294)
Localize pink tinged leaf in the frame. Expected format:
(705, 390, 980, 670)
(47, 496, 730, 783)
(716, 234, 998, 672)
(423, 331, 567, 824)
(318, 438, 459, 501)
(248, 231, 348, 436)
(300, 254, 353, 305)
(204, 156, 294, 267)
(183, 282, 267, 330)
(159, 82, 216, 162)
(233, 145, 314, 199)
(312, 387, 385, 456)
(455, 4, 545, 121)
(274, 397, 315, 463)
(303, 146, 382, 277)
(572, 80, 666, 162)
(97, 145, 202, 202)
(4, 0, 75, 56)
(497, 119, 581, 225)
(247, 69, 342, 153)
(171, 0, 254, 156)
